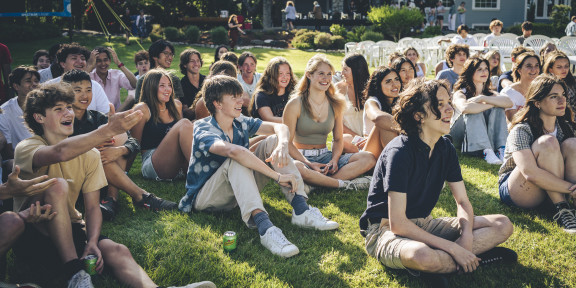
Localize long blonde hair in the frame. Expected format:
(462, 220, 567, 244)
(292, 54, 346, 117)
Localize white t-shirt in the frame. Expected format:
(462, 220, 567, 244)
(500, 86, 525, 111)
(45, 77, 111, 114)
(0, 97, 32, 148)
(452, 35, 478, 46)
(237, 73, 262, 97)
(38, 67, 53, 83)
(363, 96, 382, 136)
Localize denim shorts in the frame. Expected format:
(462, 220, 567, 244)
(499, 171, 517, 207)
(142, 149, 185, 181)
(303, 150, 353, 170)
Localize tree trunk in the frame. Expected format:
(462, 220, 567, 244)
(263, 0, 273, 29)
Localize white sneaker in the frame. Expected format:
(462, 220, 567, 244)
(292, 206, 339, 230)
(483, 149, 502, 165)
(67, 270, 94, 288)
(497, 146, 505, 162)
(260, 226, 299, 258)
(344, 176, 372, 190)
(168, 281, 217, 288)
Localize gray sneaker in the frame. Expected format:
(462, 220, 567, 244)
(168, 281, 217, 288)
(344, 176, 372, 190)
(67, 270, 94, 288)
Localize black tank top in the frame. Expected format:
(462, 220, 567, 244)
(140, 118, 177, 150)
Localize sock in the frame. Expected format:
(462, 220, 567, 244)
(63, 258, 84, 280)
(254, 211, 274, 236)
(338, 179, 346, 188)
(483, 148, 493, 155)
(291, 194, 309, 216)
(555, 201, 571, 211)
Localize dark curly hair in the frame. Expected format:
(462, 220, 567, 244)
(362, 66, 401, 114)
(24, 83, 75, 136)
(445, 44, 470, 68)
(453, 56, 494, 99)
(393, 78, 450, 136)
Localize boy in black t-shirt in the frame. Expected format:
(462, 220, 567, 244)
(360, 79, 516, 287)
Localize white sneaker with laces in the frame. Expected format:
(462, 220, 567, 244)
(292, 206, 339, 230)
(345, 176, 372, 190)
(483, 149, 502, 165)
(260, 226, 299, 258)
(67, 270, 94, 288)
(497, 146, 505, 162)
(168, 281, 217, 288)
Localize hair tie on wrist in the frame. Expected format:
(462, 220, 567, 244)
(118, 62, 125, 68)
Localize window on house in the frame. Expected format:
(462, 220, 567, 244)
(473, 0, 500, 9)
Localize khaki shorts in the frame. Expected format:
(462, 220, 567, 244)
(364, 216, 461, 270)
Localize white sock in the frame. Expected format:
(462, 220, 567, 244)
(338, 179, 346, 188)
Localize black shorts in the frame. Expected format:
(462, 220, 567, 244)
(437, 15, 444, 20)
(12, 222, 108, 284)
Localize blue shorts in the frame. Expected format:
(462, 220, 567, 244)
(303, 151, 353, 170)
(142, 149, 185, 181)
(499, 172, 517, 207)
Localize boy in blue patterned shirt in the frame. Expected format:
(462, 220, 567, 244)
(180, 75, 338, 258)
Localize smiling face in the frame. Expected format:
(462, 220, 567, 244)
(380, 71, 401, 102)
(241, 57, 256, 78)
(341, 62, 353, 83)
(154, 47, 174, 69)
(277, 63, 291, 92)
(37, 55, 51, 70)
(538, 84, 567, 117)
(95, 52, 111, 75)
(185, 53, 202, 75)
(71, 80, 93, 112)
(307, 63, 332, 92)
(60, 53, 86, 72)
(519, 57, 540, 82)
(421, 86, 454, 137)
(38, 101, 75, 140)
(473, 62, 490, 85)
(399, 62, 415, 85)
(13, 72, 39, 99)
(157, 75, 173, 103)
(548, 58, 570, 79)
(217, 93, 244, 118)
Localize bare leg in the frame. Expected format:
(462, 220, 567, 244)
(400, 214, 513, 274)
(508, 135, 567, 208)
(294, 161, 340, 188)
(331, 151, 376, 180)
(103, 162, 146, 202)
(99, 239, 156, 288)
(363, 125, 398, 157)
(0, 212, 25, 256)
(342, 134, 360, 153)
(151, 119, 194, 179)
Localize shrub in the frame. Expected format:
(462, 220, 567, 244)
(330, 35, 346, 50)
(330, 24, 347, 37)
(346, 26, 366, 42)
(184, 25, 201, 43)
(368, 5, 424, 41)
(292, 31, 318, 50)
(210, 26, 229, 45)
(149, 32, 163, 42)
(423, 25, 442, 37)
(314, 33, 333, 49)
(294, 29, 311, 37)
(164, 27, 181, 41)
(506, 23, 564, 38)
(361, 31, 384, 42)
(551, 4, 571, 29)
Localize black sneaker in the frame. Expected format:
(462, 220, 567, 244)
(553, 208, 576, 233)
(100, 196, 118, 221)
(478, 247, 518, 266)
(420, 272, 449, 288)
(134, 193, 178, 212)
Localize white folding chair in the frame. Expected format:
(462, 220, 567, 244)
(523, 35, 553, 56)
(488, 36, 520, 71)
(559, 36, 576, 56)
(344, 42, 358, 55)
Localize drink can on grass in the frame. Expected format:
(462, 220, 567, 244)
(223, 231, 237, 252)
(84, 254, 98, 276)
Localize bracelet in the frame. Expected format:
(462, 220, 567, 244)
(276, 174, 281, 183)
(118, 62, 125, 68)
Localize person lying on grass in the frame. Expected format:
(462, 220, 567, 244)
(63, 69, 177, 221)
(13, 83, 215, 288)
(499, 74, 576, 233)
(179, 75, 339, 258)
(360, 78, 516, 288)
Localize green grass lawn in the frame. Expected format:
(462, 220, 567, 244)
(4, 35, 576, 287)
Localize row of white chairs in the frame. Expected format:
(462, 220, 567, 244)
(345, 34, 576, 74)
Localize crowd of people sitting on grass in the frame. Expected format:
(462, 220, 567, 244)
(3, 20, 576, 286)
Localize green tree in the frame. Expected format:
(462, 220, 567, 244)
(551, 4, 572, 30)
(367, 5, 423, 42)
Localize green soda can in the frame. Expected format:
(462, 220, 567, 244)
(223, 231, 237, 252)
(84, 254, 98, 276)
